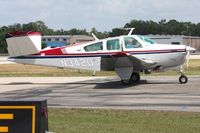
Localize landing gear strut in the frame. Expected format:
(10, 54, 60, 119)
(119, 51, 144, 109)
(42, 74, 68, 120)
(121, 72, 140, 85)
(179, 65, 188, 84)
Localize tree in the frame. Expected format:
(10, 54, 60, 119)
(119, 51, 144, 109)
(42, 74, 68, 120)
(109, 28, 127, 37)
(1, 19, 200, 53)
(91, 27, 108, 39)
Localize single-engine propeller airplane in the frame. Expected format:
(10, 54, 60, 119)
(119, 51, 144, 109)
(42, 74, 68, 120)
(5, 28, 195, 85)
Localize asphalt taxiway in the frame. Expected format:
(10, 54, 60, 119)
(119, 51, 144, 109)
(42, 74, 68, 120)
(0, 76, 200, 112)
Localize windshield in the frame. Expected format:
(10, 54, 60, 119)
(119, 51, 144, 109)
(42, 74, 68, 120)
(138, 36, 156, 44)
(124, 37, 142, 48)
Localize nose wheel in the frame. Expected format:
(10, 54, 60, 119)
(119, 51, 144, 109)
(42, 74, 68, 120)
(179, 65, 188, 84)
(179, 75, 188, 84)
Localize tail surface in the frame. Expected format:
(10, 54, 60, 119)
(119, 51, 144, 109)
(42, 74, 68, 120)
(6, 31, 41, 57)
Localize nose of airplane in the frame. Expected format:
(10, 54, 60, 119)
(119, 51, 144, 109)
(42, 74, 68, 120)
(186, 46, 196, 53)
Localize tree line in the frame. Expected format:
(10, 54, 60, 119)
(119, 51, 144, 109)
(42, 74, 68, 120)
(1, 19, 200, 53)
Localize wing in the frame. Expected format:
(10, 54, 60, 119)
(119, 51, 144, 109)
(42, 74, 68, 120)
(126, 53, 157, 70)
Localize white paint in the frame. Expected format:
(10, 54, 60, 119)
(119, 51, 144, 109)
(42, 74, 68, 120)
(11, 57, 101, 71)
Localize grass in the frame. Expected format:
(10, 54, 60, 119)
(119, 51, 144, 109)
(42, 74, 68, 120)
(48, 108, 200, 133)
(0, 59, 199, 77)
(0, 64, 116, 77)
(151, 59, 200, 76)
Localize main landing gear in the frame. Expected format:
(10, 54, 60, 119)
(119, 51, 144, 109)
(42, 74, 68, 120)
(179, 65, 188, 84)
(121, 72, 140, 85)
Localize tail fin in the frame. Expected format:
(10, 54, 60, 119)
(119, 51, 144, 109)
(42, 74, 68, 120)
(6, 31, 41, 57)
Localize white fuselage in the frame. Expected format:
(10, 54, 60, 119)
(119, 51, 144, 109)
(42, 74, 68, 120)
(9, 35, 187, 72)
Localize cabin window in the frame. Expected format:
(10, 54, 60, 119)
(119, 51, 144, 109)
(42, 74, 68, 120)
(84, 42, 103, 52)
(107, 39, 120, 50)
(124, 37, 142, 48)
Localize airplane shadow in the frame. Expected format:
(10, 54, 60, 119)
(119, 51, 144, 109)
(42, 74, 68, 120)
(0, 79, 180, 100)
(93, 80, 178, 89)
(2, 79, 179, 90)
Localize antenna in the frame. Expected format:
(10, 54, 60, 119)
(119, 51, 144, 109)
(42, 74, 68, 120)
(121, 28, 135, 35)
(91, 33, 99, 41)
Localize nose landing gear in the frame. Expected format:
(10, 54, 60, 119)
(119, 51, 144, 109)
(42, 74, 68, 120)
(179, 65, 188, 84)
(179, 75, 188, 84)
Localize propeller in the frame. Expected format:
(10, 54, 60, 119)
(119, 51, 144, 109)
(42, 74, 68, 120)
(185, 46, 196, 68)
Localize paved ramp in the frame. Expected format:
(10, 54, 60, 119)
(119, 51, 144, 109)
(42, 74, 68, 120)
(0, 76, 200, 112)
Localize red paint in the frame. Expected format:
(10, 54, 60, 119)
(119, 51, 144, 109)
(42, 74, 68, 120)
(8, 31, 41, 37)
(40, 47, 63, 55)
(111, 52, 127, 57)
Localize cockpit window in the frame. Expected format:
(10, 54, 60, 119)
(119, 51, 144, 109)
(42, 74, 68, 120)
(84, 42, 103, 52)
(124, 37, 142, 48)
(139, 36, 155, 44)
(107, 39, 120, 50)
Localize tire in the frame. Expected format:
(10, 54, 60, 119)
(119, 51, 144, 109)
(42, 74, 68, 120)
(131, 72, 140, 82)
(121, 80, 131, 85)
(179, 75, 188, 84)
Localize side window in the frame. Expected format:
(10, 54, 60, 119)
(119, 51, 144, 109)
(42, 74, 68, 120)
(124, 37, 142, 48)
(84, 42, 103, 52)
(107, 39, 120, 50)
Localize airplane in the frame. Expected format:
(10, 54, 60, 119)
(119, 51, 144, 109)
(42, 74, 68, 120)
(5, 29, 195, 85)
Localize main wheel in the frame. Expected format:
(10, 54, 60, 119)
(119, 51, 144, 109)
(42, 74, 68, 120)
(131, 72, 140, 83)
(179, 75, 188, 84)
(121, 79, 131, 85)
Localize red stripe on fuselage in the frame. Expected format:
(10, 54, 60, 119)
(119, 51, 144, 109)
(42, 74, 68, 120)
(36, 46, 186, 56)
